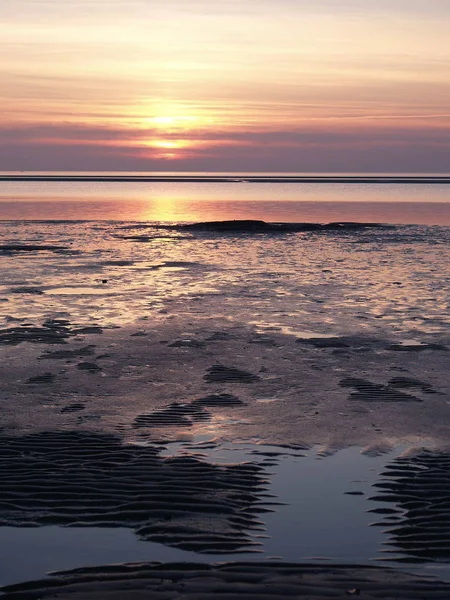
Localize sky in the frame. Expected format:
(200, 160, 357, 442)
(1, 0, 450, 172)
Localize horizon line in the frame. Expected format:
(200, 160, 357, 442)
(2, 173, 450, 184)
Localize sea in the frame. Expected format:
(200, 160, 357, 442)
(1, 172, 450, 223)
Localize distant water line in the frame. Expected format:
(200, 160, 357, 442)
(0, 175, 449, 224)
(1, 173, 450, 183)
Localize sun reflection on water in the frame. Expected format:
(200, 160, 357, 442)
(139, 196, 199, 222)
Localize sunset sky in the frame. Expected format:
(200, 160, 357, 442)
(1, 0, 450, 172)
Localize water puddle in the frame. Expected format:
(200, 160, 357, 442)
(3, 443, 446, 587)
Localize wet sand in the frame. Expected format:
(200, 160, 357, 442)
(0, 429, 271, 554)
(0, 220, 449, 596)
(2, 561, 450, 599)
(1, 318, 448, 450)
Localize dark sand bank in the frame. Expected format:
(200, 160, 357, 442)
(115, 221, 395, 245)
(0, 319, 103, 345)
(2, 561, 450, 599)
(140, 220, 394, 234)
(0, 245, 72, 255)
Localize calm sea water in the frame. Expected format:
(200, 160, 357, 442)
(0, 174, 450, 224)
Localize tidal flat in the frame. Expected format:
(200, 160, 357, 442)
(0, 217, 449, 596)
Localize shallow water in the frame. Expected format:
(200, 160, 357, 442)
(0, 177, 450, 223)
(3, 442, 450, 588)
(0, 444, 404, 587)
(1, 221, 449, 343)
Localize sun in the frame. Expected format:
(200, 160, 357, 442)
(133, 104, 216, 158)
(150, 140, 190, 150)
(151, 116, 177, 126)
(139, 137, 198, 159)
(145, 115, 199, 131)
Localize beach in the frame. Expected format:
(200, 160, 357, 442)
(1, 183, 450, 596)
(4, 0, 450, 592)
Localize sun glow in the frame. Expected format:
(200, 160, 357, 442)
(149, 139, 190, 150)
(148, 115, 198, 129)
(134, 108, 213, 157)
(140, 137, 201, 159)
(135, 101, 219, 134)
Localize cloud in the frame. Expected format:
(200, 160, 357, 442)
(1, 118, 449, 172)
(2, 117, 450, 145)
(3, 0, 450, 17)
(2, 137, 449, 173)
(0, 123, 142, 143)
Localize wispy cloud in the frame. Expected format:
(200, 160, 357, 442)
(1, 118, 449, 172)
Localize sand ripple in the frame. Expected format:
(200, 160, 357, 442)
(370, 450, 450, 562)
(0, 431, 271, 554)
(2, 561, 449, 599)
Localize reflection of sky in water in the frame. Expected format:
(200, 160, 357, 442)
(1, 199, 450, 224)
(0, 221, 448, 342)
(3, 444, 449, 587)
(0, 445, 403, 587)
(0, 180, 450, 223)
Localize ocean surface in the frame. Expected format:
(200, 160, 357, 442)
(0, 172, 450, 223)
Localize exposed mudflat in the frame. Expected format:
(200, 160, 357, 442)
(143, 219, 395, 234)
(0, 219, 449, 594)
(1, 318, 448, 450)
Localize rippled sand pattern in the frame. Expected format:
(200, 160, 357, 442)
(0, 431, 271, 554)
(3, 562, 450, 599)
(371, 450, 450, 563)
